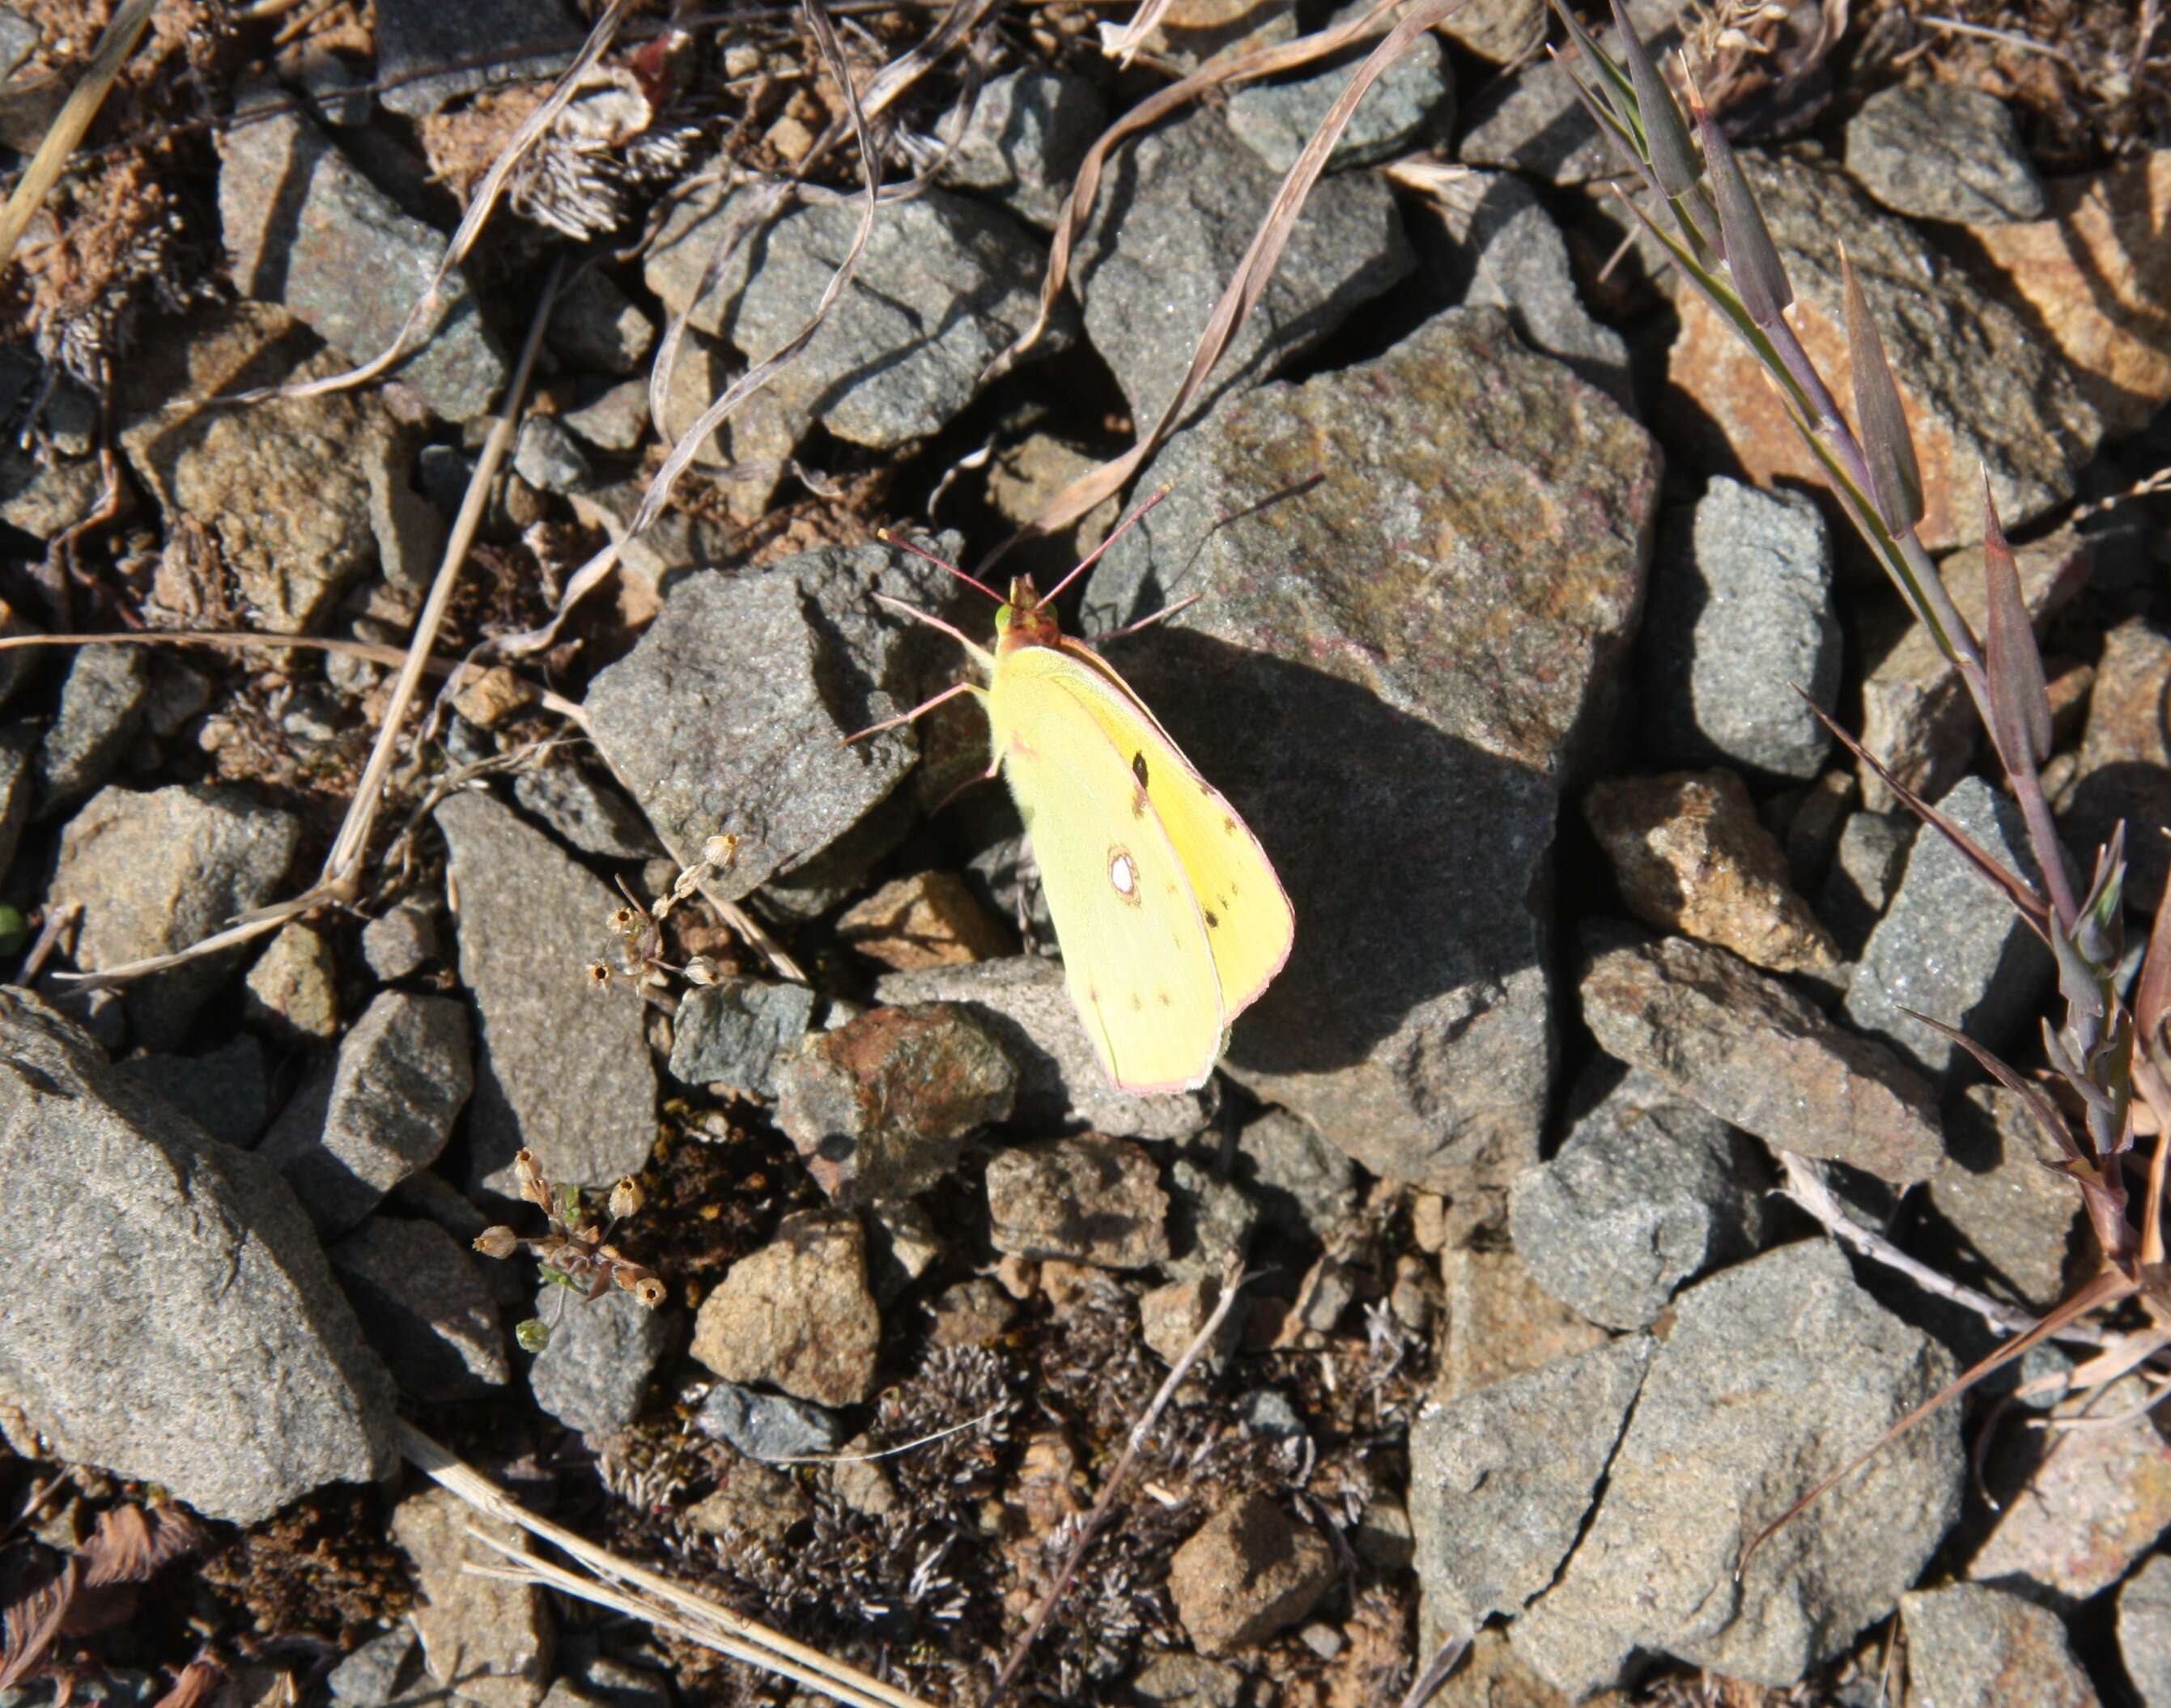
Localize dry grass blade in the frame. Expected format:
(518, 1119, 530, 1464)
(1978, 482, 2053, 771)
(1002, 0, 1468, 554)
(1802, 695, 2049, 928)
(1736, 1265, 2137, 1578)
(208, 0, 637, 410)
(1098, 0, 1180, 67)
(982, 0, 1414, 390)
(395, 1422, 933, 1708)
(0, 0, 157, 270)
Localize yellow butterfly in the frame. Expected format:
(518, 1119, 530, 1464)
(854, 507, 1294, 1094)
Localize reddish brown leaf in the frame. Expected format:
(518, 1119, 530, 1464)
(1980, 483, 2053, 769)
(150, 1659, 223, 1708)
(1691, 89, 1791, 327)
(1842, 245, 1924, 533)
(79, 1505, 200, 1587)
(0, 1557, 78, 1689)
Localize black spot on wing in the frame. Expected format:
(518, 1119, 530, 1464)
(1132, 752, 1149, 788)
(1204, 908, 1221, 928)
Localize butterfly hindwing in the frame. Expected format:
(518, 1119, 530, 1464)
(988, 652, 1226, 1093)
(1040, 640, 1294, 1017)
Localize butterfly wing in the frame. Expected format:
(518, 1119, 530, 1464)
(989, 650, 1226, 1093)
(1042, 639, 1294, 1018)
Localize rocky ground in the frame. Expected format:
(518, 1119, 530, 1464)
(0, 0, 2169, 1706)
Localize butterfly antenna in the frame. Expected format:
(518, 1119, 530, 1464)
(1094, 590, 1204, 644)
(1040, 483, 1175, 605)
(877, 527, 1004, 604)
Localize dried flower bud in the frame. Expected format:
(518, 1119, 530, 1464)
(586, 962, 612, 988)
(515, 1318, 552, 1353)
(609, 905, 640, 934)
(703, 833, 741, 871)
(632, 1277, 667, 1309)
(474, 1226, 520, 1260)
(610, 1176, 644, 1220)
(514, 1149, 549, 1208)
(682, 956, 719, 987)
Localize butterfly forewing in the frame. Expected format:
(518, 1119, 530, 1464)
(1043, 641, 1294, 1016)
(988, 651, 1226, 1092)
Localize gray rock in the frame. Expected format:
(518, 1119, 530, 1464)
(391, 1486, 552, 1708)
(1639, 477, 1840, 781)
(1515, 1241, 1961, 1695)
(218, 101, 506, 419)
(0, 988, 395, 1522)
(776, 1003, 1015, 1204)
(119, 304, 433, 630)
(547, 267, 654, 376)
(1456, 0, 1686, 184)
(939, 65, 1106, 230)
(35, 644, 148, 813)
(1846, 83, 2046, 223)
(374, 0, 580, 117)
(1509, 1067, 1768, 1330)
(114, 1034, 270, 1151)
(874, 955, 1217, 1142)
(988, 1135, 1172, 1269)
(328, 1628, 421, 1708)
(1233, 1105, 1357, 1239)
(51, 784, 303, 1049)
(1074, 108, 1411, 429)
(1927, 1084, 2085, 1319)
(512, 758, 656, 860)
(1899, 1583, 2095, 1707)
(1235, 1388, 1306, 1442)
(512, 416, 590, 494)
(1581, 924, 1945, 1186)
(584, 545, 953, 898)
(260, 992, 474, 1237)
(0, 13, 40, 80)
(0, 724, 33, 877)
(644, 184, 1062, 453)
(668, 977, 815, 1098)
(528, 1285, 672, 1435)
(1226, 34, 1453, 174)
(1411, 1336, 1655, 1633)
(1842, 776, 2054, 1081)
(562, 380, 649, 453)
(1858, 531, 2089, 812)
(695, 1379, 843, 1462)
(1164, 1157, 1260, 1284)
(362, 897, 443, 981)
(1129, 1654, 1247, 1708)
(434, 790, 656, 1196)
(1817, 809, 1915, 956)
(244, 918, 339, 1043)
(1090, 304, 1657, 1192)
(2120, 1554, 2171, 1708)
(329, 1217, 508, 1402)
(0, 442, 102, 540)
(1419, 167, 1630, 408)
(0, 598, 38, 714)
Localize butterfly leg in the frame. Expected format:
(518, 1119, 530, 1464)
(839, 680, 983, 746)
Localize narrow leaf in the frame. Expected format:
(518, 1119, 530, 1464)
(2050, 919, 2108, 1022)
(1980, 482, 2053, 767)
(1842, 244, 1924, 533)
(2135, 843, 2171, 1073)
(1801, 695, 2048, 927)
(1691, 89, 1792, 327)
(2076, 826, 2126, 967)
(1902, 1011, 2088, 1167)
(1553, 1, 1638, 137)
(1609, 0, 1698, 194)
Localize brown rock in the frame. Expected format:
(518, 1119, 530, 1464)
(985, 1134, 1171, 1268)
(1168, 1493, 1335, 1654)
(451, 665, 536, 730)
(243, 920, 339, 1043)
(776, 1003, 1016, 1204)
(1666, 154, 2100, 550)
(2063, 615, 2171, 914)
(1964, 149, 2171, 436)
(1140, 1273, 1239, 1369)
(391, 1486, 551, 1708)
(835, 870, 1013, 971)
(1438, 1245, 1608, 1401)
(1969, 1374, 2171, 1600)
(1578, 924, 1944, 1185)
(690, 1211, 880, 1405)
(1856, 530, 2091, 812)
(685, 1454, 811, 1544)
(1583, 770, 1838, 974)
(925, 1277, 1016, 1349)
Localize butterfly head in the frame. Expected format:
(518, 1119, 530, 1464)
(993, 576, 1064, 654)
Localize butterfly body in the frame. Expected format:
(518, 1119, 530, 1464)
(969, 576, 1294, 1093)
